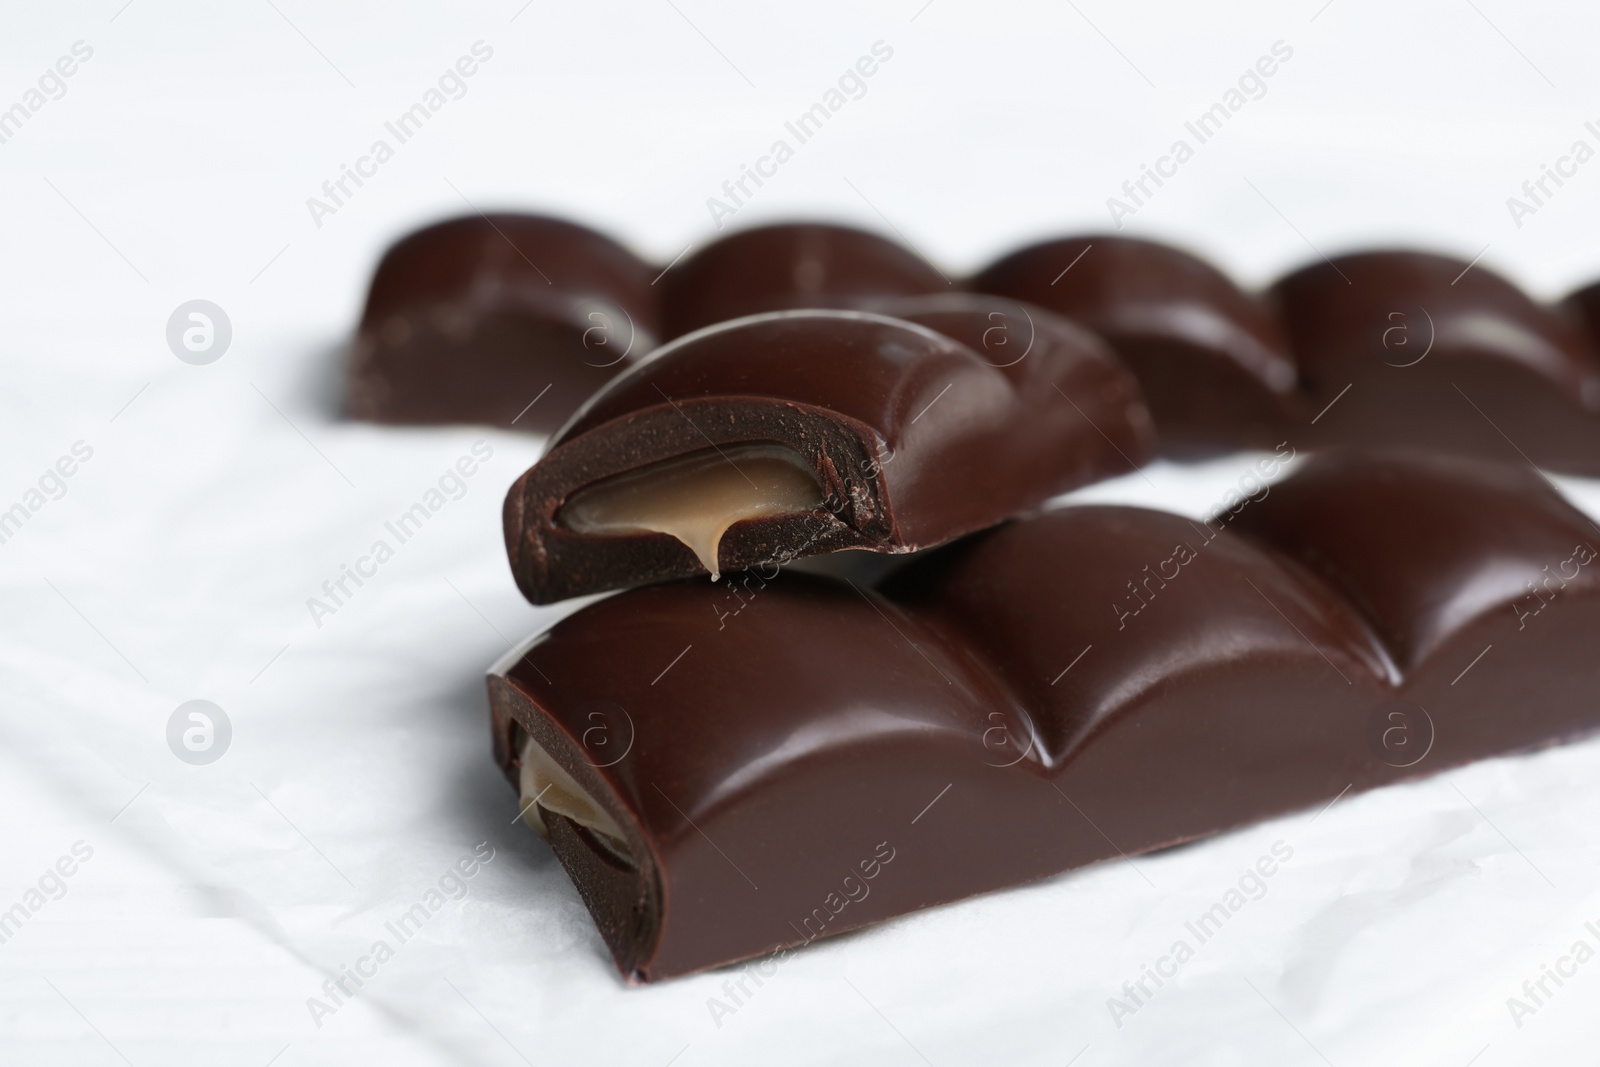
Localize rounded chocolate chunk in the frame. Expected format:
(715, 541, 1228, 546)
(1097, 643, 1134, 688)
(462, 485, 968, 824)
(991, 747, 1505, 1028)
(505, 309, 1154, 603)
(974, 235, 1296, 455)
(1272, 251, 1600, 472)
(349, 213, 658, 433)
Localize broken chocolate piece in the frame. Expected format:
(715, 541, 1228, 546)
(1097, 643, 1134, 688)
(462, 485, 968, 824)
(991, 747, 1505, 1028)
(489, 449, 1600, 981)
(502, 307, 1154, 603)
(488, 571, 1024, 982)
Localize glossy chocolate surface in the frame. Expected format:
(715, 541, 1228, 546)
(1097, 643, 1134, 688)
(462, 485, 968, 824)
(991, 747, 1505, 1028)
(1274, 251, 1600, 471)
(973, 235, 1297, 454)
(490, 450, 1600, 981)
(659, 223, 948, 339)
(504, 305, 1153, 604)
(977, 238, 1600, 468)
(348, 214, 658, 432)
(350, 215, 1600, 470)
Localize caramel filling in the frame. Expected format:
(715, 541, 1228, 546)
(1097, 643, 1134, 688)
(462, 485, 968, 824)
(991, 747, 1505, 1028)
(559, 444, 824, 580)
(518, 731, 633, 865)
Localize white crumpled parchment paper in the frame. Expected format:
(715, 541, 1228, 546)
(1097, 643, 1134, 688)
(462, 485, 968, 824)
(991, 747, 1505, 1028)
(4, 3, 1600, 1063)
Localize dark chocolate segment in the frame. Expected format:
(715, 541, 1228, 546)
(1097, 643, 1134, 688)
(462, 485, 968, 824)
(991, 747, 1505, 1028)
(348, 214, 658, 433)
(1231, 449, 1600, 766)
(491, 450, 1600, 981)
(659, 223, 948, 339)
(972, 236, 1297, 455)
(888, 505, 1394, 762)
(504, 308, 1154, 604)
(489, 574, 1027, 982)
(1272, 252, 1600, 472)
(1231, 449, 1598, 670)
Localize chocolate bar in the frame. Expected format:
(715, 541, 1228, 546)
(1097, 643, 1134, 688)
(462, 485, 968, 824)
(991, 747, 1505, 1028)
(347, 214, 658, 433)
(489, 449, 1600, 981)
(351, 216, 1600, 470)
(502, 300, 1153, 604)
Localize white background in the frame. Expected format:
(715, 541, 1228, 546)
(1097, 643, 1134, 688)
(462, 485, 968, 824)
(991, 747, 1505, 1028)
(3, 1, 1600, 1064)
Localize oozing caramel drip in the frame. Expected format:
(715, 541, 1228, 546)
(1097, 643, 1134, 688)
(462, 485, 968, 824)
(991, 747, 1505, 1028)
(560, 443, 823, 580)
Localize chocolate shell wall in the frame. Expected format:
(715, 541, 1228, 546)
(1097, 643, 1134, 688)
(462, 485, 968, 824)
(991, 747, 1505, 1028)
(349, 217, 1600, 470)
(489, 449, 1600, 981)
